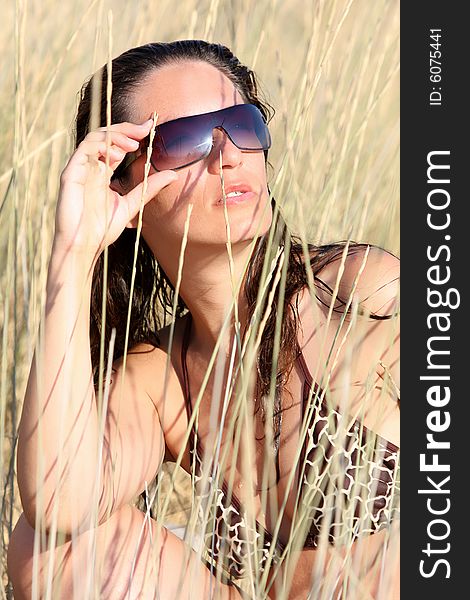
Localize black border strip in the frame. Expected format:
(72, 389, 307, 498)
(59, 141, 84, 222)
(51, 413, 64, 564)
(401, 3, 466, 596)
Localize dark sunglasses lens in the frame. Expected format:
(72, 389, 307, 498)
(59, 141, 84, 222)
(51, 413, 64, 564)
(225, 104, 271, 150)
(151, 104, 271, 171)
(151, 120, 212, 171)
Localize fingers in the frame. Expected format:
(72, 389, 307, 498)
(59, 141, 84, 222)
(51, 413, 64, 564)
(87, 121, 154, 149)
(78, 140, 129, 162)
(60, 120, 157, 189)
(94, 120, 154, 139)
(78, 132, 139, 158)
(73, 121, 154, 171)
(85, 131, 141, 152)
(79, 121, 153, 154)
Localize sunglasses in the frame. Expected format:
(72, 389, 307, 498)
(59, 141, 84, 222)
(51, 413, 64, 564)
(120, 103, 271, 173)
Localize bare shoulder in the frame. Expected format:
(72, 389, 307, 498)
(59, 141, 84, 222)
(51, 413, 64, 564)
(297, 245, 400, 445)
(107, 342, 167, 429)
(119, 319, 187, 441)
(113, 340, 166, 388)
(315, 244, 400, 316)
(123, 331, 182, 404)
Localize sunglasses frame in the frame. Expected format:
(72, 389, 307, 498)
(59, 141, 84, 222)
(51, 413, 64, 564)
(117, 103, 271, 175)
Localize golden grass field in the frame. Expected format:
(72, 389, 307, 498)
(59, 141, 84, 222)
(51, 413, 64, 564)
(1, 0, 399, 597)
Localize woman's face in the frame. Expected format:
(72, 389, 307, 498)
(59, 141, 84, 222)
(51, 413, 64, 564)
(124, 60, 273, 249)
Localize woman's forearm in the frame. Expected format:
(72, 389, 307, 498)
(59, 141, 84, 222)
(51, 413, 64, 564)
(17, 240, 101, 534)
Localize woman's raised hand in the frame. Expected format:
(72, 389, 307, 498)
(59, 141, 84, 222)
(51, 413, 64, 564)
(54, 120, 178, 256)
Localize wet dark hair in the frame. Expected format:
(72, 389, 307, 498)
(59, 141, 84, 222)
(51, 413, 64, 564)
(74, 40, 396, 486)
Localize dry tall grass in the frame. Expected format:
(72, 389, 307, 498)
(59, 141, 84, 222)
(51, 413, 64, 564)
(1, 0, 399, 598)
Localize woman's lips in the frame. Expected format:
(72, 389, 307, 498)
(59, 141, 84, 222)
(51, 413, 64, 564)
(215, 191, 257, 206)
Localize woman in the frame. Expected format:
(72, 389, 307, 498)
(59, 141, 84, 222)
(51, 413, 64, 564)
(8, 40, 400, 599)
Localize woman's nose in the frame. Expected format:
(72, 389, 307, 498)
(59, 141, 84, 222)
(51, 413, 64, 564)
(207, 127, 242, 171)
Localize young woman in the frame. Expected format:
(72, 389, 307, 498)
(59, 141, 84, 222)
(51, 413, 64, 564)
(8, 40, 400, 599)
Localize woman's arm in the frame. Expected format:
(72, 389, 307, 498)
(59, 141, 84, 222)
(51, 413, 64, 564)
(16, 241, 166, 535)
(17, 120, 177, 536)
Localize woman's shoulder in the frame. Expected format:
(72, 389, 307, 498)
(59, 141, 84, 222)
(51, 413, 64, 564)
(298, 244, 400, 444)
(308, 243, 400, 317)
(127, 314, 189, 359)
(125, 318, 188, 413)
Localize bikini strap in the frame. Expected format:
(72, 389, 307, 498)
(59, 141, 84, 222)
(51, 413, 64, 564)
(295, 339, 314, 388)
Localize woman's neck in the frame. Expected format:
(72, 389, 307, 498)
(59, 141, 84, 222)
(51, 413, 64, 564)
(156, 238, 255, 355)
